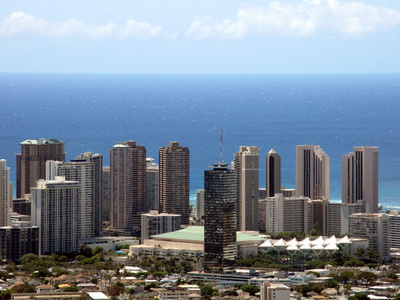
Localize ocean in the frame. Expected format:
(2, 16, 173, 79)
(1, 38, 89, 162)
(0, 73, 399, 208)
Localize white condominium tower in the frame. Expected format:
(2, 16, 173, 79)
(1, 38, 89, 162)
(234, 146, 259, 231)
(0, 159, 11, 227)
(296, 145, 330, 200)
(49, 152, 103, 239)
(31, 177, 79, 255)
(342, 146, 378, 213)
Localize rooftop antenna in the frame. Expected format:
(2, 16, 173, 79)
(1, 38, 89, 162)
(219, 127, 223, 164)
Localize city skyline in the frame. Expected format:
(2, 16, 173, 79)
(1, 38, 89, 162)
(1, 0, 400, 73)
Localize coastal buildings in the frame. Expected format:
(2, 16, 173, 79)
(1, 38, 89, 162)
(234, 146, 259, 231)
(52, 152, 103, 239)
(266, 149, 281, 198)
(141, 210, 181, 241)
(349, 213, 390, 260)
(342, 146, 379, 213)
(146, 157, 159, 211)
(261, 194, 309, 234)
(159, 142, 190, 225)
(110, 141, 147, 234)
(296, 145, 330, 200)
(16, 139, 65, 198)
(0, 159, 11, 227)
(31, 177, 79, 255)
(196, 189, 205, 221)
(204, 163, 237, 273)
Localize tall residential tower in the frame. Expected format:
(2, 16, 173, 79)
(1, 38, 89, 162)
(159, 142, 190, 225)
(0, 160, 11, 227)
(16, 139, 65, 198)
(342, 146, 378, 213)
(296, 145, 330, 200)
(110, 141, 147, 233)
(234, 146, 259, 231)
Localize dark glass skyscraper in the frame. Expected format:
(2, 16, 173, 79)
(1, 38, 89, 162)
(204, 163, 237, 273)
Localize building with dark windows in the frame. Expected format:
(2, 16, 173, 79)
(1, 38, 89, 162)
(16, 139, 65, 198)
(266, 149, 281, 198)
(342, 146, 378, 213)
(159, 142, 190, 225)
(204, 163, 237, 273)
(110, 141, 147, 234)
(296, 145, 330, 200)
(0, 226, 39, 261)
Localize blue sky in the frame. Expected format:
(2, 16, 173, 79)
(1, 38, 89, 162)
(1, 0, 400, 73)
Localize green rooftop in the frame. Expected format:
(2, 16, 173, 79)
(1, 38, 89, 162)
(21, 139, 64, 145)
(151, 226, 264, 243)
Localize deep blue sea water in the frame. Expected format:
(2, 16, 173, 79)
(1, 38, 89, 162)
(0, 73, 399, 208)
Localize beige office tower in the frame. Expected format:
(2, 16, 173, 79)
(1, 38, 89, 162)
(0, 160, 12, 227)
(263, 194, 309, 234)
(349, 213, 390, 260)
(266, 149, 281, 197)
(53, 152, 103, 239)
(296, 145, 330, 200)
(102, 167, 111, 221)
(159, 142, 190, 225)
(260, 282, 290, 300)
(342, 146, 379, 213)
(234, 146, 259, 231)
(31, 177, 79, 255)
(110, 141, 147, 233)
(16, 139, 65, 198)
(146, 158, 159, 211)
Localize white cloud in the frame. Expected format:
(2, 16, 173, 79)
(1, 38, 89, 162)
(0, 12, 163, 39)
(186, 0, 400, 39)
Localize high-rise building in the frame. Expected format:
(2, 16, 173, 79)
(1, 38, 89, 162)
(110, 141, 147, 233)
(204, 163, 237, 273)
(341, 202, 363, 235)
(234, 146, 259, 231)
(141, 210, 181, 241)
(102, 167, 111, 221)
(53, 152, 103, 239)
(196, 189, 205, 221)
(159, 142, 190, 225)
(296, 145, 330, 200)
(310, 199, 328, 236)
(262, 194, 309, 234)
(266, 149, 281, 198)
(146, 158, 159, 211)
(388, 212, 400, 249)
(349, 213, 390, 260)
(342, 146, 379, 213)
(326, 202, 342, 236)
(0, 226, 39, 261)
(16, 139, 65, 198)
(0, 159, 12, 227)
(31, 177, 79, 255)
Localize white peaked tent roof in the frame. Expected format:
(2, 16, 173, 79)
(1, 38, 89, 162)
(286, 238, 298, 246)
(311, 236, 325, 246)
(299, 237, 311, 246)
(300, 243, 312, 250)
(325, 235, 337, 245)
(325, 243, 339, 251)
(338, 236, 351, 244)
(312, 243, 325, 250)
(287, 244, 299, 251)
(260, 239, 273, 248)
(274, 238, 286, 247)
